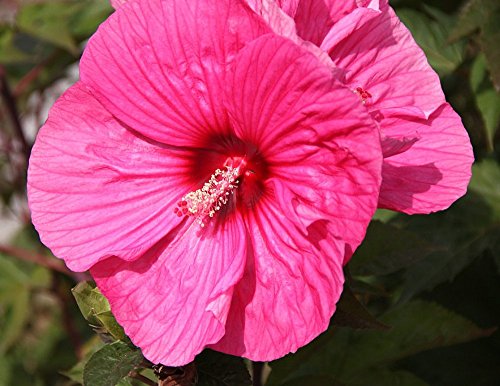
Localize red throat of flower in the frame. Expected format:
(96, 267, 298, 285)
(174, 157, 249, 227)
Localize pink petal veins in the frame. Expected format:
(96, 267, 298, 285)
(225, 34, 382, 257)
(81, 0, 269, 148)
(381, 134, 420, 158)
(28, 83, 191, 271)
(225, 34, 381, 161)
(91, 213, 247, 366)
(211, 187, 345, 360)
(277, 1, 473, 214)
(322, 3, 444, 119)
(244, 0, 341, 73)
(210, 35, 382, 359)
(378, 104, 473, 214)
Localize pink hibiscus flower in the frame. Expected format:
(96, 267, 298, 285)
(248, 0, 474, 215)
(28, 0, 382, 365)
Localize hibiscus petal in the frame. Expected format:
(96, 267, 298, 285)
(378, 103, 473, 214)
(225, 34, 381, 158)
(91, 213, 247, 366)
(243, 0, 340, 73)
(211, 175, 354, 360)
(293, 0, 367, 46)
(215, 35, 382, 359)
(28, 83, 191, 271)
(322, 3, 445, 118)
(80, 0, 268, 147)
(109, 0, 126, 10)
(381, 134, 420, 158)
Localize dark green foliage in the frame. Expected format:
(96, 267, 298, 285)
(196, 350, 252, 386)
(83, 342, 145, 386)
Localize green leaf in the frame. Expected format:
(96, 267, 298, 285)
(267, 301, 491, 386)
(349, 221, 438, 276)
(332, 285, 389, 330)
(0, 355, 12, 386)
(394, 189, 499, 301)
(396, 7, 465, 76)
(448, 0, 500, 90)
(62, 361, 85, 385)
(83, 341, 144, 386)
(0, 286, 30, 353)
(72, 281, 111, 326)
(95, 311, 127, 341)
(470, 54, 500, 151)
(479, 8, 500, 91)
(16, 1, 79, 54)
(468, 160, 500, 218)
(0, 28, 31, 64)
(116, 378, 134, 386)
(267, 324, 349, 386)
(372, 209, 398, 223)
(72, 281, 128, 342)
(449, 0, 494, 41)
(338, 301, 492, 376)
(0, 254, 29, 284)
(69, 0, 112, 38)
(0, 253, 46, 353)
(196, 350, 251, 386)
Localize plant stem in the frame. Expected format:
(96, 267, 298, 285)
(0, 243, 79, 278)
(129, 371, 156, 386)
(252, 362, 264, 386)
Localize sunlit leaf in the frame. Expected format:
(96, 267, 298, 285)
(72, 281, 128, 342)
(95, 310, 127, 341)
(72, 281, 111, 326)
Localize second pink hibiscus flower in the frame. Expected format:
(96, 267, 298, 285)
(253, 0, 474, 215)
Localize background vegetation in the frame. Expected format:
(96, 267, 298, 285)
(0, 0, 499, 385)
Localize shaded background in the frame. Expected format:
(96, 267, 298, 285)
(0, 0, 499, 385)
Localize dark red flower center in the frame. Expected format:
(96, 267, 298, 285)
(177, 134, 269, 226)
